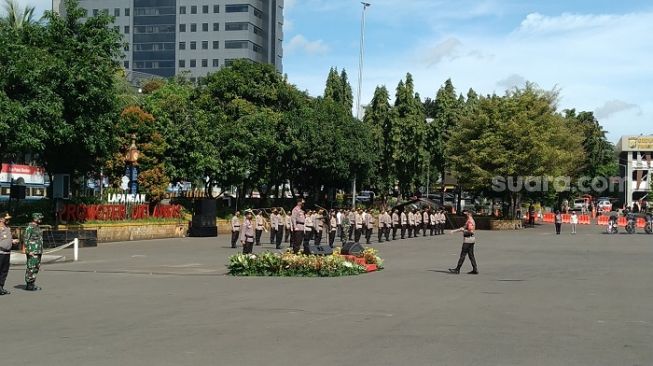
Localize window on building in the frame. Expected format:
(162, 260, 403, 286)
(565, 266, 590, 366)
(213, 5, 219, 13)
(212, 59, 219, 67)
(225, 22, 248, 31)
(202, 59, 208, 67)
(125, 8, 130, 16)
(213, 22, 219, 31)
(252, 43, 262, 53)
(191, 5, 197, 14)
(179, 60, 186, 68)
(190, 59, 196, 68)
(124, 26, 130, 34)
(124, 61, 129, 69)
(179, 41, 186, 50)
(253, 26, 264, 36)
(190, 77, 196, 83)
(114, 8, 120, 17)
(202, 41, 208, 50)
(224, 59, 235, 66)
(190, 41, 197, 50)
(190, 23, 197, 32)
(201, 23, 208, 32)
(202, 5, 209, 13)
(253, 8, 263, 19)
(113, 26, 120, 32)
(212, 41, 219, 49)
(103, 9, 109, 15)
(179, 6, 186, 14)
(180, 24, 186, 32)
(225, 4, 248, 13)
(225, 40, 248, 49)
(93, 9, 98, 16)
(124, 44, 129, 51)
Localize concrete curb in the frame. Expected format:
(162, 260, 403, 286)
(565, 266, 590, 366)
(9, 252, 67, 266)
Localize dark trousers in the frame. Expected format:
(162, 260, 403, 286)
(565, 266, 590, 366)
(354, 228, 362, 243)
(231, 231, 239, 248)
(408, 226, 413, 238)
(392, 226, 398, 240)
(284, 227, 291, 242)
(270, 229, 277, 244)
(430, 224, 435, 236)
(365, 228, 372, 244)
(348, 226, 354, 241)
(401, 225, 406, 239)
(555, 223, 561, 234)
(242, 240, 254, 254)
(384, 227, 390, 241)
(314, 230, 323, 246)
(303, 230, 312, 246)
(329, 230, 336, 248)
(275, 226, 284, 248)
(255, 230, 263, 245)
(378, 227, 384, 242)
(292, 231, 304, 254)
(423, 223, 428, 236)
(0, 254, 10, 287)
(456, 243, 478, 271)
(529, 216, 535, 227)
(338, 225, 344, 242)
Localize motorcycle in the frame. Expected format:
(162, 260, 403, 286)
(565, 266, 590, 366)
(645, 214, 653, 234)
(607, 216, 619, 234)
(625, 213, 637, 234)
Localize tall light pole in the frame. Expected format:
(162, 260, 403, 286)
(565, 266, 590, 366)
(355, 2, 371, 120)
(425, 118, 434, 198)
(352, 2, 371, 210)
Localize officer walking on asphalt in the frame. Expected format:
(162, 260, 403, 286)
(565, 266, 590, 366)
(449, 211, 478, 275)
(230, 211, 241, 249)
(240, 210, 255, 254)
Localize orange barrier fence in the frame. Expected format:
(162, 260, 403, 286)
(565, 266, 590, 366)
(597, 216, 609, 225)
(578, 215, 591, 224)
(637, 218, 646, 228)
(618, 217, 627, 227)
(543, 213, 555, 223)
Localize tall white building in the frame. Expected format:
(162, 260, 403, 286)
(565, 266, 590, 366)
(53, 0, 283, 81)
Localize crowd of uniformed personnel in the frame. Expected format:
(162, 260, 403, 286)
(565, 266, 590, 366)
(229, 199, 450, 254)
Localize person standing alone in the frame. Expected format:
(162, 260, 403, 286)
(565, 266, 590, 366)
(449, 211, 478, 275)
(24, 213, 44, 291)
(554, 210, 562, 235)
(230, 211, 241, 249)
(1, 213, 19, 295)
(570, 211, 578, 235)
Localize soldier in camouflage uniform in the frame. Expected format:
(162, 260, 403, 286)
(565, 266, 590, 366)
(24, 213, 44, 291)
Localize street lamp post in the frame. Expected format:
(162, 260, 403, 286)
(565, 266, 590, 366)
(355, 2, 371, 120)
(352, 2, 371, 210)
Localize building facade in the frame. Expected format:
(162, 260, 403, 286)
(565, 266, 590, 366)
(616, 135, 653, 207)
(53, 0, 283, 80)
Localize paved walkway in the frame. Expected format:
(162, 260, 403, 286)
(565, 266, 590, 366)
(2, 223, 652, 366)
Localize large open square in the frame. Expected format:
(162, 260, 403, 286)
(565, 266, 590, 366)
(2, 224, 652, 366)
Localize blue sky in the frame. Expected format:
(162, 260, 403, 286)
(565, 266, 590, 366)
(14, 0, 653, 142)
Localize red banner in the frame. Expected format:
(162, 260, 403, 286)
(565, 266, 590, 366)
(57, 204, 182, 222)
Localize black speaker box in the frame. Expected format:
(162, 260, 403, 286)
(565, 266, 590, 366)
(189, 225, 218, 237)
(341, 242, 364, 255)
(308, 245, 333, 256)
(194, 199, 217, 216)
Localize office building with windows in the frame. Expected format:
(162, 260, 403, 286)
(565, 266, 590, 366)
(53, 0, 283, 80)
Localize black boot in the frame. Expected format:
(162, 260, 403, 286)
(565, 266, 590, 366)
(0, 286, 9, 295)
(25, 283, 33, 291)
(448, 268, 460, 274)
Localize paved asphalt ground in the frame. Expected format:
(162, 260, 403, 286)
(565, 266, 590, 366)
(2, 223, 652, 366)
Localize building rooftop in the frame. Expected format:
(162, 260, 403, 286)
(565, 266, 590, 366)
(616, 135, 653, 154)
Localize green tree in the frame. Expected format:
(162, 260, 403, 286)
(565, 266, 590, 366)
(364, 85, 394, 199)
(323, 67, 354, 113)
(0, 0, 36, 29)
(391, 73, 426, 196)
(447, 84, 584, 217)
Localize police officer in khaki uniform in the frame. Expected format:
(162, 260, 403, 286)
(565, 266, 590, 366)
(291, 199, 306, 254)
(240, 210, 255, 254)
(1, 212, 18, 296)
(391, 209, 399, 240)
(254, 210, 265, 246)
(230, 211, 241, 248)
(354, 209, 364, 244)
(400, 210, 408, 239)
(328, 211, 337, 248)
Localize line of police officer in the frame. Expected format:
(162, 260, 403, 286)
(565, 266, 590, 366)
(229, 200, 449, 254)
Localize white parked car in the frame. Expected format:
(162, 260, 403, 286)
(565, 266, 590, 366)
(597, 199, 612, 213)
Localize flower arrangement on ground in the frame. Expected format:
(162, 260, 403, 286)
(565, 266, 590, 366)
(227, 249, 384, 277)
